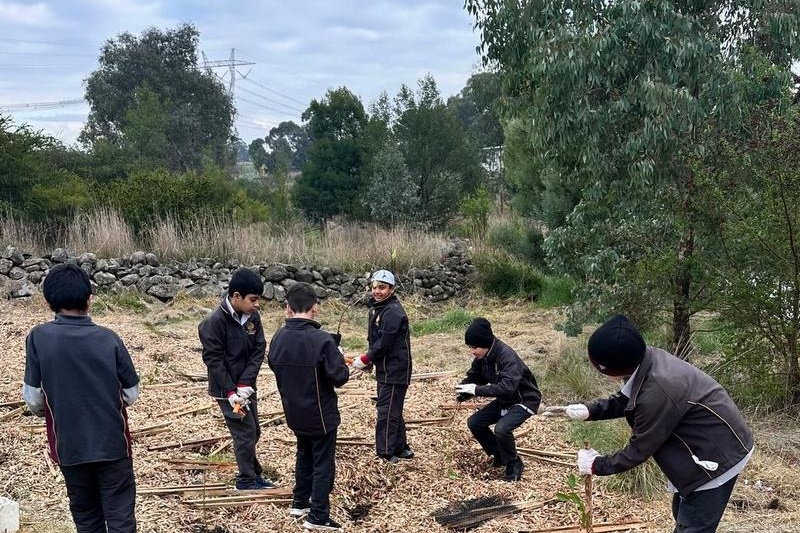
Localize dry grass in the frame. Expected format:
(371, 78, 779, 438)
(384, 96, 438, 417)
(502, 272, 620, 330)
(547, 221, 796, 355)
(1, 296, 798, 533)
(0, 210, 447, 270)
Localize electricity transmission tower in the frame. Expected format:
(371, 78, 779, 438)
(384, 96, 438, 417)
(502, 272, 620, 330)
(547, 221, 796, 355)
(201, 48, 255, 96)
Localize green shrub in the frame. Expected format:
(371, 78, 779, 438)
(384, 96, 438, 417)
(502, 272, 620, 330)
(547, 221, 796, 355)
(486, 220, 545, 267)
(413, 309, 473, 336)
(537, 275, 576, 307)
(474, 251, 544, 299)
(568, 421, 666, 499)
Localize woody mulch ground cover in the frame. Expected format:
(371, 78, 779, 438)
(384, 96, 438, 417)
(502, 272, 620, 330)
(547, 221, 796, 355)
(1, 295, 798, 532)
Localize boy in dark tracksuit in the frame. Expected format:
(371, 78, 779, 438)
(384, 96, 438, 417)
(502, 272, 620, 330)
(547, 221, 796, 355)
(198, 268, 275, 490)
(544, 315, 754, 533)
(455, 317, 541, 482)
(268, 282, 350, 531)
(23, 263, 140, 533)
(351, 269, 413, 463)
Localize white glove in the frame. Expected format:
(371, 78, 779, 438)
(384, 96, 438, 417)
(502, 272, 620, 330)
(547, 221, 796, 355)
(352, 354, 368, 370)
(227, 392, 244, 408)
(577, 448, 600, 475)
(455, 383, 477, 396)
(236, 386, 255, 399)
(542, 404, 590, 420)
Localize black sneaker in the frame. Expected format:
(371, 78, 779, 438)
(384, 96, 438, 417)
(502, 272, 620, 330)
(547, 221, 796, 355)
(235, 480, 265, 490)
(396, 446, 415, 460)
(503, 457, 524, 482)
(255, 477, 277, 489)
(379, 454, 399, 464)
(303, 517, 342, 530)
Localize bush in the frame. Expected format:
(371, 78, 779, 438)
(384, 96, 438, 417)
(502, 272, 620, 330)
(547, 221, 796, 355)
(568, 421, 666, 498)
(474, 251, 544, 299)
(486, 219, 545, 267)
(537, 275, 576, 308)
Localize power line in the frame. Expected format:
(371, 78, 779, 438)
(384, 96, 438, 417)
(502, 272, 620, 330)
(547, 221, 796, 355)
(2, 98, 85, 111)
(237, 72, 307, 106)
(236, 95, 301, 119)
(237, 85, 304, 114)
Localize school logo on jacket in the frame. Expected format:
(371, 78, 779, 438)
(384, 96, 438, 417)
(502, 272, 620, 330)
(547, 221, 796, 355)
(245, 321, 256, 335)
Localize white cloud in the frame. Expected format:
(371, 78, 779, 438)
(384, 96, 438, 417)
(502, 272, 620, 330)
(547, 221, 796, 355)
(0, 1, 60, 27)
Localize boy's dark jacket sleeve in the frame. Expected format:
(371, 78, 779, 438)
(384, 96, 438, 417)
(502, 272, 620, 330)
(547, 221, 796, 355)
(115, 334, 139, 389)
(321, 336, 350, 388)
(475, 351, 522, 399)
(367, 304, 405, 361)
(238, 314, 266, 386)
(199, 315, 236, 394)
(461, 359, 486, 385)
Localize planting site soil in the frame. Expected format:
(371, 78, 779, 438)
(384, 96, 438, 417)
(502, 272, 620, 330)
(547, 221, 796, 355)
(1, 294, 798, 532)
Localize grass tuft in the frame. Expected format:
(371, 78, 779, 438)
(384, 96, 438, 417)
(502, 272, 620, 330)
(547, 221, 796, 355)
(412, 309, 473, 336)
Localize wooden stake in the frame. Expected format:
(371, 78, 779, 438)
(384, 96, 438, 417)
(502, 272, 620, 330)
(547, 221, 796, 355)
(440, 402, 485, 410)
(520, 521, 647, 533)
(0, 400, 25, 409)
(0, 406, 24, 421)
(584, 441, 593, 533)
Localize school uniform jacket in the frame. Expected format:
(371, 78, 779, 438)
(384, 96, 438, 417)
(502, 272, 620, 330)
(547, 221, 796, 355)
(587, 347, 754, 496)
(268, 318, 350, 436)
(462, 338, 541, 413)
(198, 298, 266, 398)
(23, 314, 139, 466)
(366, 295, 412, 385)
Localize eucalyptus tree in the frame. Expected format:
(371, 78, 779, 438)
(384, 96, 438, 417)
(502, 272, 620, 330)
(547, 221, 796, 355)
(467, 0, 800, 353)
(82, 24, 235, 172)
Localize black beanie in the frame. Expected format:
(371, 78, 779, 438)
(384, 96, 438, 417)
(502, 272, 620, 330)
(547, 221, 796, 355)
(587, 315, 646, 376)
(465, 317, 494, 348)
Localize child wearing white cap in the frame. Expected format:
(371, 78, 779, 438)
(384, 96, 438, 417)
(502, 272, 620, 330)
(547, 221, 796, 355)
(351, 269, 414, 462)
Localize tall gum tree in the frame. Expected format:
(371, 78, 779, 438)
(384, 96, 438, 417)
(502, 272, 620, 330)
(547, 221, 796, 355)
(467, 0, 800, 353)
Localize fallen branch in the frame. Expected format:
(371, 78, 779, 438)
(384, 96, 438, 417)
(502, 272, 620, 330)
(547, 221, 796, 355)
(405, 416, 452, 425)
(438, 498, 557, 530)
(258, 415, 284, 428)
(158, 403, 213, 418)
(186, 498, 292, 509)
(208, 438, 232, 456)
(0, 400, 25, 409)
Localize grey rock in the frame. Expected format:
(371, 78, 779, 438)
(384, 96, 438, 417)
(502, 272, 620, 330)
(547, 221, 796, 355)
(262, 282, 275, 300)
(262, 264, 289, 282)
(130, 251, 147, 265)
(119, 274, 140, 286)
(9, 267, 26, 280)
(145, 253, 159, 267)
(0, 258, 13, 276)
(9, 279, 33, 298)
(93, 271, 118, 286)
(294, 269, 314, 283)
(78, 252, 97, 265)
(147, 284, 178, 301)
(50, 248, 69, 263)
(28, 271, 45, 284)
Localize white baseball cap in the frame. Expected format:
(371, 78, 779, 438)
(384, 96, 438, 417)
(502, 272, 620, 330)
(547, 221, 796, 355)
(371, 269, 396, 286)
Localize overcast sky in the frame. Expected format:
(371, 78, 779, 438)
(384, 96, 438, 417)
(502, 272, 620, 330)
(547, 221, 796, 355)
(0, 1, 483, 146)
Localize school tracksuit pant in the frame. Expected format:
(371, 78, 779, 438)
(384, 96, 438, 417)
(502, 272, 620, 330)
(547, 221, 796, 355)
(293, 429, 337, 523)
(672, 475, 738, 533)
(59, 456, 136, 533)
(467, 400, 532, 466)
(218, 397, 263, 484)
(375, 382, 408, 458)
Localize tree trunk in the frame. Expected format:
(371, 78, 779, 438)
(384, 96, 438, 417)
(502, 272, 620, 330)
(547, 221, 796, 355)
(673, 226, 693, 360)
(787, 333, 800, 405)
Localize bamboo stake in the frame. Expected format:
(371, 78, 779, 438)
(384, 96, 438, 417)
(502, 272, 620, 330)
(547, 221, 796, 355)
(0, 406, 24, 421)
(258, 415, 284, 428)
(208, 438, 232, 456)
(187, 498, 292, 509)
(137, 483, 226, 495)
(520, 521, 647, 533)
(405, 416, 452, 424)
(158, 403, 213, 418)
(410, 370, 457, 381)
(516, 447, 575, 459)
(146, 434, 229, 451)
(43, 450, 58, 478)
(584, 441, 594, 533)
(0, 400, 25, 409)
(516, 450, 573, 467)
(440, 402, 485, 410)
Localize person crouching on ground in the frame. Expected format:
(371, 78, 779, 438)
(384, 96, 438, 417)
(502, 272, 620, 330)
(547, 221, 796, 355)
(350, 269, 414, 463)
(455, 317, 541, 482)
(23, 263, 140, 532)
(268, 282, 350, 531)
(543, 314, 754, 533)
(198, 268, 275, 490)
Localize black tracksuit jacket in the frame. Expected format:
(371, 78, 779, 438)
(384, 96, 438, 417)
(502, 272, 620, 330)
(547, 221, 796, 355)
(198, 298, 266, 398)
(268, 318, 350, 436)
(366, 295, 412, 385)
(462, 338, 542, 413)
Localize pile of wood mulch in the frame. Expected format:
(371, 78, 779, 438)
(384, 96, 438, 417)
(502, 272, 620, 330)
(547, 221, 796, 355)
(0, 298, 679, 532)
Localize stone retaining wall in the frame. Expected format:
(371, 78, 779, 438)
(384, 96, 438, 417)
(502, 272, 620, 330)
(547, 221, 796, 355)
(0, 242, 475, 303)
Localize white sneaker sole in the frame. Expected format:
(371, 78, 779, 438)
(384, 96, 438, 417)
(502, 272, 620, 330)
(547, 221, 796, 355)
(290, 507, 311, 517)
(302, 520, 340, 530)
